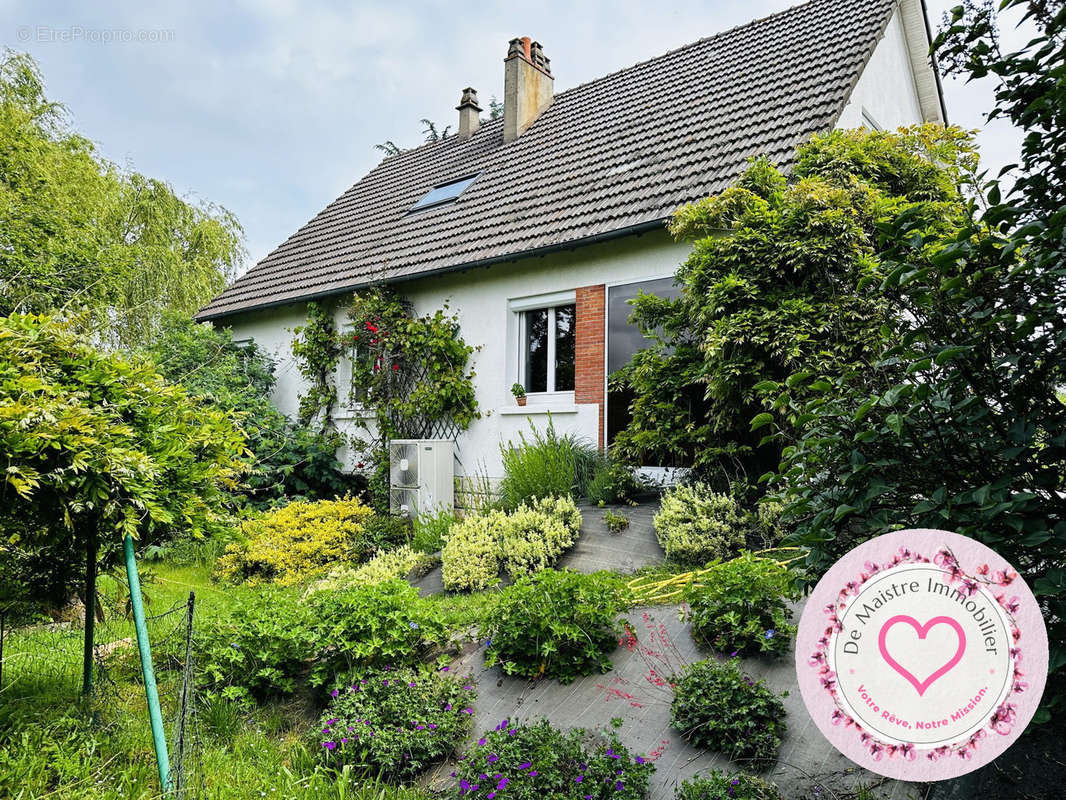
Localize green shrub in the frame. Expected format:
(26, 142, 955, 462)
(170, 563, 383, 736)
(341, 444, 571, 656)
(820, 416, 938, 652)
(484, 570, 626, 683)
(685, 553, 798, 657)
(747, 501, 787, 549)
(199, 579, 446, 702)
(412, 508, 455, 553)
(441, 511, 507, 591)
(675, 772, 782, 800)
(307, 579, 447, 690)
(587, 459, 645, 505)
(216, 497, 376, 586)
(363, 514, 412, 553)
(670, 659, 786, 764)
(654, 484, 746, 565)
(604, 510, 629, 533)
(318, 665, 474, 781)
(198, 588, 320, 702)
(500, 508, 575, 578)
(498, 420, 603, 510)
(449, 719, 654, 800)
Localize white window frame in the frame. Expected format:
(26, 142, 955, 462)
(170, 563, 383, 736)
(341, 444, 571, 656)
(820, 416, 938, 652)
(508, 290, 576, 397)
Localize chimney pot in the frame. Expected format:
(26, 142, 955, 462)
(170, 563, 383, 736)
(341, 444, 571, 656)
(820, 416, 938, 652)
(456, 87, 481, 141)
(503, 36, 554, 143)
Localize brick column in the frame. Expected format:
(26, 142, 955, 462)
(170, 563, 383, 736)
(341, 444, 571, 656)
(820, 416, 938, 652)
(575, 284, 606, 448)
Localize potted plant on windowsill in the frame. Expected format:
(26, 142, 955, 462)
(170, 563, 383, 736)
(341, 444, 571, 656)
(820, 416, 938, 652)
(511, 383, 527, 406)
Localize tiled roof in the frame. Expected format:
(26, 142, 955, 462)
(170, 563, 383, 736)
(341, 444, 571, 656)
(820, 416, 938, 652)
(198, 0, 897, 320)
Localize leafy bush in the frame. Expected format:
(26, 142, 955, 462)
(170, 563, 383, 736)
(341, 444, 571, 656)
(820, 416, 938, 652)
(310, 546, 437, 592)
(747, 502, 787, 549)
(307, 580, 447, 690)
(498, 420, 603, 509)
(449, 719, 654, 800)
(654, 484, 746, 565)
(484, 570, 626, 683)
(318, 665, 474, 781)
(198, 588, 320, 702)
(441, 512, 507, 591)
(199, 579, 445, 702)
(675, 772, 782, 800)
(500, 508, 575, 578)
(587, 459, 645, 506)
(216, 497, 375, 585)
(412, 508, 455, 553)
(604, 510, 629, 534)
(670, 659, 786, 764)
(146, 313, 355, 507)
(685, 553, 798, 657)
(523, 495, 583, 536)
(362, 514, 411, 553)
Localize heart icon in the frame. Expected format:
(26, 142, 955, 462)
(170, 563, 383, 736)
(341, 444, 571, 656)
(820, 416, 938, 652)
(877, 615, 967, 696)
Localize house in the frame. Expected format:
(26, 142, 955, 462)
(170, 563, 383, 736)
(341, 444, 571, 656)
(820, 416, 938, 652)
(196, 0, 947, 488)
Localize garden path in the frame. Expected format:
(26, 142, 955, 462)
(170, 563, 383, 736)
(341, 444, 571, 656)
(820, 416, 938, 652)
(430, 603, 921, 800)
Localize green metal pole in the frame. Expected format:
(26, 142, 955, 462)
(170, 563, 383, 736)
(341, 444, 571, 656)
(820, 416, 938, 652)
(124, 533, 171, 794)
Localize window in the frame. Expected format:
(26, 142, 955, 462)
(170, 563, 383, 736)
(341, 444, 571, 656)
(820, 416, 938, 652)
(519, 303, 575, 393)
(410, 174, 479, 211)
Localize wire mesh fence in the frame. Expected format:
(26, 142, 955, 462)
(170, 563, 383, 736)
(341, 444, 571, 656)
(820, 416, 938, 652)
(0, 585, 204, 798)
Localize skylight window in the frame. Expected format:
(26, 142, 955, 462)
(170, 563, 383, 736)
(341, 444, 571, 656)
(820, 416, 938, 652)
(411, 174, 479, 211)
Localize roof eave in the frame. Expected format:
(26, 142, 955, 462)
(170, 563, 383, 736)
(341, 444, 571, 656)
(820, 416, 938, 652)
(194, 217, 669, 322)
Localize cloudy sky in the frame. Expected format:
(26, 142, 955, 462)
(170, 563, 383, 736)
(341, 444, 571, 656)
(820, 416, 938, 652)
(3, 0, 1032, 272)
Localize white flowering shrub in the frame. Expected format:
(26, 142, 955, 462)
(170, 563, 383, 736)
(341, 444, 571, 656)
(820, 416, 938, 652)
(654, 483, 746, 564)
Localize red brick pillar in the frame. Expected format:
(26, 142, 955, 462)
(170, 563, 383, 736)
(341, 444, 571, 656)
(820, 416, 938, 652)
(575, 284, 606, 449)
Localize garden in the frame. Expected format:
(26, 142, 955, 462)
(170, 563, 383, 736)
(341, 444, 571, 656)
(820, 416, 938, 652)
(2, 4, 1065, 799)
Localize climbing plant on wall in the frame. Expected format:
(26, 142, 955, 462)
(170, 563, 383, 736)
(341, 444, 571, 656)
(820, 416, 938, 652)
(291, 302, 341, 431)
(343, 288, 480, 509)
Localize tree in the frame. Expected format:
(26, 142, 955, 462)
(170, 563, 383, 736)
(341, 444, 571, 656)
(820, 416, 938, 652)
(0, 51, 245, 350)
(0, 312, 247, 681)
(146, 313, 357, 507)
(611, 127, 976, 492)
(768, 0, 1066, 716)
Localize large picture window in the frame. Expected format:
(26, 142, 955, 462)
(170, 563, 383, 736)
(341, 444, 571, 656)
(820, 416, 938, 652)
(520, 303, 575, 393)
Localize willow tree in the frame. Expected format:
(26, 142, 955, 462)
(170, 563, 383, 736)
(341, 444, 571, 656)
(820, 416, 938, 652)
(0, 51, 244, 349)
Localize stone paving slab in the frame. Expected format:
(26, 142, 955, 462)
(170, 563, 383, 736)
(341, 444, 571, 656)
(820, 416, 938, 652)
(430, 603, 923, 800)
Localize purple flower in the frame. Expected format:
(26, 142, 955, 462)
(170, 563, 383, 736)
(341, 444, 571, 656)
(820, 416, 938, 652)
(575, 776, 584, 783)
(478, 738, 487, 746)
(518, 762, 531, 770)
(765, 629, 776, 639)
(488, 754, 499, 763)
(529, 771, 538, 777)
(330, 689, 339, 698)
(635, 756, 645, 764)
(409, 681, 417, 688)
(445, 703, 453, 711)
(322, 741, 336, 750)
(441, 666, 450, 672)
(487, 794, 496, 799)
(616, 781, 624, 790)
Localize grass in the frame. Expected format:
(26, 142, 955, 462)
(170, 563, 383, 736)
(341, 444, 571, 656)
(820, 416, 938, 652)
(0, 558, 435, 800)
(411, 508, 455, 554)
(497, 418, 604, 510)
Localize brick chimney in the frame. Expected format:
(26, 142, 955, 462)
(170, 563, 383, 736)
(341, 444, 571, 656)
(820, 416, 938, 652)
(456, 87, 482, 141)
(503, 37, 553, 143)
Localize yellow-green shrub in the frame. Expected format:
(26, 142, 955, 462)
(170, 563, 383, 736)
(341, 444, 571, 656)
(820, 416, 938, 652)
(654, 484, 746, 565)
(441, 511, 507, 591)
(217, 497, 374, 585)
(523, 495, 582, 536)
(309, 545, 436, 593)
(501, 508, 575, 577)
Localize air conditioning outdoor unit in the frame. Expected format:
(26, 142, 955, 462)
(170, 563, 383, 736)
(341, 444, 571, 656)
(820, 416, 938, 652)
(389, 439, 454, 520)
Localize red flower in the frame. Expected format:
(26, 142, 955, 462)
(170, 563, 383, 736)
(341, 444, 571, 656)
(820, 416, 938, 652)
(392, 363, 400, 371)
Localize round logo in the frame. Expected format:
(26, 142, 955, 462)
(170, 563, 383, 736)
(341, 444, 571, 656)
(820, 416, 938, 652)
(796, 529, 1048, 780)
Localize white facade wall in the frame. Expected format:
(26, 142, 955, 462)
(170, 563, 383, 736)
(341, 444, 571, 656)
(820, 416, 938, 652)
(221, 6, 936, 486)
(836, 9, 925, 131)
(224, 229, 691, 481)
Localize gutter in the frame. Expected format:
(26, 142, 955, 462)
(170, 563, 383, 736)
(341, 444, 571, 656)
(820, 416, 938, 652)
(195, 217, 669, 322)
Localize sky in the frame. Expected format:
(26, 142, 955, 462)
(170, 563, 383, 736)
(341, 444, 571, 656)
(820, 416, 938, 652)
(2, 0, 1034, 274)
